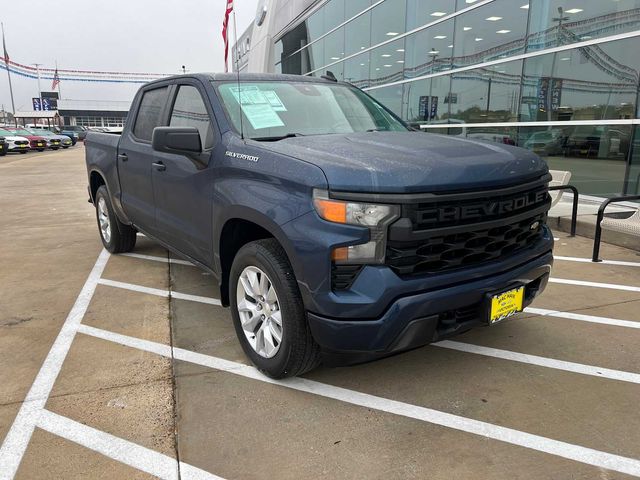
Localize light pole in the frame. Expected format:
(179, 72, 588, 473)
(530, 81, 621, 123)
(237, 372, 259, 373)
(427, 48, 439, 122)
(32, 63, 43, 111)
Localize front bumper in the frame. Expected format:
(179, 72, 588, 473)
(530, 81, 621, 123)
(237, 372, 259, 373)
(308, 249, 552, 360)
(8, 143, 30, 151)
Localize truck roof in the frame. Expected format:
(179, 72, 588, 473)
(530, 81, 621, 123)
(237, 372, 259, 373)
(144, 72, 344, 87)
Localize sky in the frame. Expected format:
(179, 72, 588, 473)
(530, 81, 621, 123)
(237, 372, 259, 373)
(0, 0, 258, 111)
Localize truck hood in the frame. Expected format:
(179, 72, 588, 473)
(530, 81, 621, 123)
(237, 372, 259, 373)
(255, 132, 548, 193)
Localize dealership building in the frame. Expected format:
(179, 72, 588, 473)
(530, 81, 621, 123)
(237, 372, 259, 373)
(236, 0, 640, 196)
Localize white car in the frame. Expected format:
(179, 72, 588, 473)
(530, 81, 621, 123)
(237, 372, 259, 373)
(0, 128, 30, 154)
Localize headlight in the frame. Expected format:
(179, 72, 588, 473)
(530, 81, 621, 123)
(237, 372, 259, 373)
(313, 189, 399, 264)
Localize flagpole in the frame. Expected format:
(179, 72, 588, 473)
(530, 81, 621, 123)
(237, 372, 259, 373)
(56, 60, 62, 99)
(1, 22, 16, 117)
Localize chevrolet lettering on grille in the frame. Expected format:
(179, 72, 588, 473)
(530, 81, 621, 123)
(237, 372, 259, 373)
(417, 189, 548, 225)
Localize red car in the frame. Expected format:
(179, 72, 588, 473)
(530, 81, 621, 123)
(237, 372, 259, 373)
(6, 127, 47, 152)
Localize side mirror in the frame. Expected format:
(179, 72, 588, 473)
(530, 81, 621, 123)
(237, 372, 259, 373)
(152, 126, 202, 156)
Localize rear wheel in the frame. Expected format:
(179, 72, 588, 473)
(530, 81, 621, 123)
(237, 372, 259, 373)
(229, 239, 321, 378)
(94, 185, 136, 253)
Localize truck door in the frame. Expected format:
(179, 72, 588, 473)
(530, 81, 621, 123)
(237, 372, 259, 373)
(118, 85, 170, 234)
(151, 82, 216, 264)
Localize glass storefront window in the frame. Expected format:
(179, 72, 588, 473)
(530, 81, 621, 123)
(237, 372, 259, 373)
(345, 0, 371, 19)
(323, 28, 345, 75)
(520, 37, 639, 122)
(627, 129, 640, 195)
(406, 0, 457, 31)
(345, 52, 371, 89)
(323, 0, 345, 32)
(369, 39, 405, 86)
(344, 10, 371, 57)
(404, 18, 454, 80)
(403, 76, 452, 126)
(368, 84, 404, 118)
(452, 0, 529, 67)
(371, 0, 407, 46)
(527, 0, 640, 51)
(518, 125, 633, 195)
(449, 60, 523, 123)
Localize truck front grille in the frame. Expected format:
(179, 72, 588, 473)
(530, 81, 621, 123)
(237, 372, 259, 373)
(385, 176, 551, 277)
(386, 213, 546, 276)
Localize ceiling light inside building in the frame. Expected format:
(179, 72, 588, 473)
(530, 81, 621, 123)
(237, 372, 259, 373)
(381, 54, 391, 57)
(396, 48, 405, 52)
(560, 57, 570, 61)
(520, 4, 529, 9)
(464, 26, 472, 31)
(448, 44, 454, 48)
(330, 57, 340, 60)
(430, 11, 447, 17)
(486, 16, 503, 21)
(496, 29, 511, 34)
(386, 32, 399, 36)
(397, 60, 404, 63)
(384, 64, 392, 67)
(475, 37, 483, 41)
(434, 35, 447, 39)
(565, 8, 583, 14)
(466, 0, 480, 3)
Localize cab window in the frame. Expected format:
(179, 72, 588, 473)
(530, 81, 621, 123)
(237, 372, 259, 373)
(133, 86, 169, 141)
(170, 85, 215, 150)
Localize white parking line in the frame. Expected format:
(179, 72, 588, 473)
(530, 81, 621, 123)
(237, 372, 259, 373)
(555, 256, 640, 268)
(97, 278, 222, 306)
(77, 325, 640, 477)
(549, 278, 640, 293)
(434, 341, 640, 384)
(525, 307, 640, 330)
(37, 410, 223, 480)
(121, 252, 194, 266)
(0, 249, 110, 480)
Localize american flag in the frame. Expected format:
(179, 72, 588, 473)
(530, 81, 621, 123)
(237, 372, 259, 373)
(52, 68, 60, 90)
(222, 0, 234, 73)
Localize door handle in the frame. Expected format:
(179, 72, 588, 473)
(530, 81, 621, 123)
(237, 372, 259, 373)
(152, 161, 166, 172)
(117, 153, 128, 162)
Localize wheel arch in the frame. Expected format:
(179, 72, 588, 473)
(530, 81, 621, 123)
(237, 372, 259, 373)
(215, 209, 300, 307)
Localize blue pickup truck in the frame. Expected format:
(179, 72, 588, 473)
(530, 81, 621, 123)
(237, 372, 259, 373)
(85, 73, 553, 378)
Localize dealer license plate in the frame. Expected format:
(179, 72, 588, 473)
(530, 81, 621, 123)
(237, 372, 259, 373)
(489, 286, 524, 324)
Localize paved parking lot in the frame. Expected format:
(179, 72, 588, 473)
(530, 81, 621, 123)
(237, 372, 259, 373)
(2, 146, 640, 479)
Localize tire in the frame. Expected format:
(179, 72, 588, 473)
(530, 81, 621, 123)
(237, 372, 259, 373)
(94, 185, 137, 253)
(62, 146, 69, 149)
(38, 149, 45, 152)
(229, 238, 321, 378)
(19, 151, 27, 154)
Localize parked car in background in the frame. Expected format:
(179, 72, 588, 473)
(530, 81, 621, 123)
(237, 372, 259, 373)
(564, 125, 631, 158)
(523, 130, 566, 156)
(6, 128, 48, 152)
(61, 125, 88, 140)
(27, 124, 78, 146)
(30, 128, 73, 149)
(0, 128, 30, 153)
(0, 136, 7, 156)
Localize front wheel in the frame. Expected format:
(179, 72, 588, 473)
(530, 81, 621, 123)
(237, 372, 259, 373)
(94, 185, 137, 253)
(229, 239, 321, 378)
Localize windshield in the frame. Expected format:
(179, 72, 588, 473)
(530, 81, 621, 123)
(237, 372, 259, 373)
(215, 81, 408, 140)
(0, 129, 15, 136)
